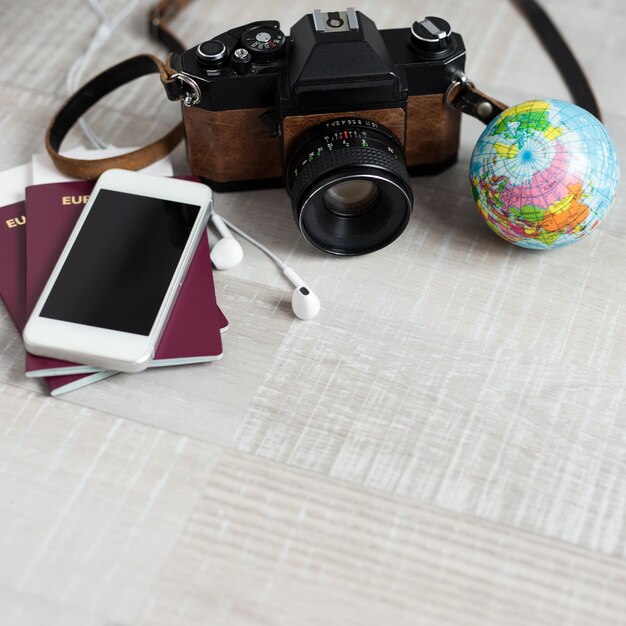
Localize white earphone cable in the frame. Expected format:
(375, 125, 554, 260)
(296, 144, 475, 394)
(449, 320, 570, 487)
(67, 0, 140, 149)
(219, 215, 288, 272)
(214, 213, 320, 320)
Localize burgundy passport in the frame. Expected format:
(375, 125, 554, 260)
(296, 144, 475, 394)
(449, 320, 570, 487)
(0, 200, 113, 395)
(24, 180, 226, 378)
(0, 201, 26, 328)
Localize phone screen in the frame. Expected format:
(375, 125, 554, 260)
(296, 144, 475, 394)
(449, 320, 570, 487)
(40, 189, 201, 335)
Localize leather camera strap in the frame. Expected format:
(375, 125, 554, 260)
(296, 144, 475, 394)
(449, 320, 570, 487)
(45, 54, 187, 180)
(45, 0, 191, 179)
(514, 0, 600, 119)
(449, 0, 602, 124)
(45, 0, 602, 180)
(148, 0, 188, 55)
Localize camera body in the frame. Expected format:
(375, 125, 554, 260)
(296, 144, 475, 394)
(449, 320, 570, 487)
(172, 9, 467, 254)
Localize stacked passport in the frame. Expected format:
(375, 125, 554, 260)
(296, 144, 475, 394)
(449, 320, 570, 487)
(0, 152, 225, 395)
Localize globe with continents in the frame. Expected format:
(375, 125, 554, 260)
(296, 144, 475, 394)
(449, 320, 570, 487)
(470, 99, 619, 249)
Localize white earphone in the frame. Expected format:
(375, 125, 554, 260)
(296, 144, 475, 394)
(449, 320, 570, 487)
(209, 213, 244, 270)
(283, 267, 321, 321)
(208, 211, 320, 320)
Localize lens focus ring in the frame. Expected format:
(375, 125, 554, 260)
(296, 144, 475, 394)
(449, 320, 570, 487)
(290, 145, 412, 217)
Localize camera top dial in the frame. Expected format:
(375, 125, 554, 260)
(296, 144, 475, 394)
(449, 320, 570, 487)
(408, 16, 457, 59)
(241, 25, 286, 63)
(196, 39, 228, 68)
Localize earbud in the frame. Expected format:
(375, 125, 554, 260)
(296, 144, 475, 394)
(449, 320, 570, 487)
(211, 213, 321, 320)
(209, 213, 244, 270)
(284, 267, 321, 320)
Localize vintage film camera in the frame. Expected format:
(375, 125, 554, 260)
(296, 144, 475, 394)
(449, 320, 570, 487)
(172, 8, 466, 255)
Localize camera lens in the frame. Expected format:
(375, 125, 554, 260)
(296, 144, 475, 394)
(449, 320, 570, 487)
(324, 180, 380, 217)
(287, 119, 413, 255)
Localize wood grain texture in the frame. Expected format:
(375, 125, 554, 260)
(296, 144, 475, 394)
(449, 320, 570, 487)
(140, 449, 626, 626)
(1, 0, 625, 624)
(0, 385, 219, 626)
(2, 385, 626, 626)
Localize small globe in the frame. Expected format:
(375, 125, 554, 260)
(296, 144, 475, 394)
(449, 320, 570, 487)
(469, 99, 619, 249)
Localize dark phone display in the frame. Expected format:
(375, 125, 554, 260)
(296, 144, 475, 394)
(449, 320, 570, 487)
(40, 189, 200, 335)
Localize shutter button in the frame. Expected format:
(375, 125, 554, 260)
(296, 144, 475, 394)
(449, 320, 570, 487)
(196, 39, 228, 68)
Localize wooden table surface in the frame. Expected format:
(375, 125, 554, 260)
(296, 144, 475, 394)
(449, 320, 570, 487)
(1, 1, 625, 624)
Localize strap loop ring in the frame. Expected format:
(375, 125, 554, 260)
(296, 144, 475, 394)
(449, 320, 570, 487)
(170, 72, 201, 106)
(444, 71, 475, 108)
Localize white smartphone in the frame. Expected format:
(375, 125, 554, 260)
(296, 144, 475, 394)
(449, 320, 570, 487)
(23, 169, 213, 373)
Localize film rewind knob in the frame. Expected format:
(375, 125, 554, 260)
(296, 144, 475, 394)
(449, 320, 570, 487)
(410, 16, 452, 52)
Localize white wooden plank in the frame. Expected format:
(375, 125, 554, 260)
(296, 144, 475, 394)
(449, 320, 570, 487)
(139, 448, 626, 626)
(0, 384, 221, 625)
(2, 385, 625, 626)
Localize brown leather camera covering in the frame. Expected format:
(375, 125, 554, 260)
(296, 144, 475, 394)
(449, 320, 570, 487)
(406, 94, 461, 166)
(182, 105, 283, 182)
(183, 94, 460, 182)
